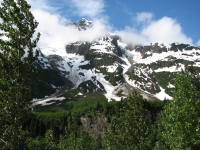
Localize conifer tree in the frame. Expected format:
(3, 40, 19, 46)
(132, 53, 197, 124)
(0, 0, 40, 149)
(104, 89, 150, 150)
(155, 66, 200, 149)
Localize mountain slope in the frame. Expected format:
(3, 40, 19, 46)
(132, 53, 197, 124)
(32, 19, 200, 105)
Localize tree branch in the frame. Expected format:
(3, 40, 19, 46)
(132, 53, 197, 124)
(0, 137, 7, 145)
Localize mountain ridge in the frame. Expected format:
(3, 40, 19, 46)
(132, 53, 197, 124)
(32, 18, 200, 106)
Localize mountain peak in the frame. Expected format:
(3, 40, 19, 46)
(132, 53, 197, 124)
(77, 18, 92, 30)
(78, 18, 92, 25)
(66, 18, 93, 31)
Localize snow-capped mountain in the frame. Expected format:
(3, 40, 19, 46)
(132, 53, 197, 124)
(34, 19, 200, 104)
(66, 18, 93, 31)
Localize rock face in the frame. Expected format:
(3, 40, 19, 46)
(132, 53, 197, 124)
(80, 113, 108, 139)
(66, 42, 91, 55)
(48, 55, 63, 67)
(77, 80, 106, 94)
(66, 18, 93, 31)
(135, 43, 200, 57)
(77, 18, 93, 30)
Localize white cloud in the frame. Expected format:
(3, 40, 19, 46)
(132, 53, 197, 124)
(114, 26, 148, 46)
(70, 0, 104, 19)
(197, 39, 200, 46)
(114, 14, 193, 46)
(27, 0, 57, 12)
(141, 17, 193, 45)
(23, 1, 195, 48)
(136, 12, 153, 23)
(23, 0, 111, 49)
(32, 9, 110, 49)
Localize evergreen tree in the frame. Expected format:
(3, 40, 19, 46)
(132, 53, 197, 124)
(155, 66, 200, 149)
(0, 0, 40, 149)
(58, 113, 97, 150)
(103, 89, 150, 150)
(26, 130, 56, 150)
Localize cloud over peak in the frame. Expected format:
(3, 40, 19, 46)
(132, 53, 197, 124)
(21, 1, 194, 48)
(197, 39, 200, 46)
(33, 9, 110, 49)
(141, 16, 193, 45)
(136, 12, 154, 24)
(114, 11, 193, 46)
(70, 0, 105, 19)
(25, 0, 110, 49)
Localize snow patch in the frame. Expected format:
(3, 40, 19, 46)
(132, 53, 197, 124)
(167, 83, 175, 88)
(154, 64, 185, 72)
(130, 49, 200, 64)
(156, 86, 172, 100)
(32, 97, 66, 106)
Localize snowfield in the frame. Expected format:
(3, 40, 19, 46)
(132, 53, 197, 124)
(36, 36, 200, 102)
(32, 97, 66, 106)
(129, 49, 200, 64)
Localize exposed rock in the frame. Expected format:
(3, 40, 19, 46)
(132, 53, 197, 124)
(66, 18, 93, 31)
(66, 42, 91, 55)
(77, 18, 93, 30)
(80, 113, 108, 139)
(113, 82, 157, 100)
(112, 83, 133, 100)
(111, 36, 122, 57)
(77, 80, 106, 94)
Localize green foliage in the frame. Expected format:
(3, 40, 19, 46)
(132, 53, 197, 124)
(103, 89, 151, 150)
(0, 0, 40, 149)
(24, 91, 168, 150)
(63, 89, 79, 98)
(144, 100, 169, 122)
(33, 80, 56, 98)
(1, 1, 200, 149)
(77, 80, 105, 93)
(27, 130, 57, 150)
(155, 67, 200, 149)
(25, 111, 100, 150)
(33, 69, 66, 98)
(149, 59, 194, 70)
(57, 114, 98, 150)
(58, 131, 97, 150)
(103, 66, 124, 86)
(80, 51, 126, 85)
(153, 71, 177, 96)
(34, 89, 107, 115)
(84, 51, 126, 66)
(127, 66, 161, 94)
(39, 69, 65, 87)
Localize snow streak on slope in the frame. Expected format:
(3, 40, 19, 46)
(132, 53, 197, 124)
(32, 97, 65, 106)
(90, 36, 115, 54)
(156, 86, 172, 100)
(39, 34, 139, 101)
(129, 49, 200, 64)
(154, 64, 185, 73)
(39, 33, 200, 101)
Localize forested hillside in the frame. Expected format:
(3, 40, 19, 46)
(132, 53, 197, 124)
(1, 64, 200, 149)
(15, 67, 200, 149)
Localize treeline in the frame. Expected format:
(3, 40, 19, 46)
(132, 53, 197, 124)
(20, 93, 166, 149)
(21, 68, 199, 150)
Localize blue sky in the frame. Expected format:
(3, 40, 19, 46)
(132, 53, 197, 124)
(25, 0, 200, 48)
(106, 0, 200, 41)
